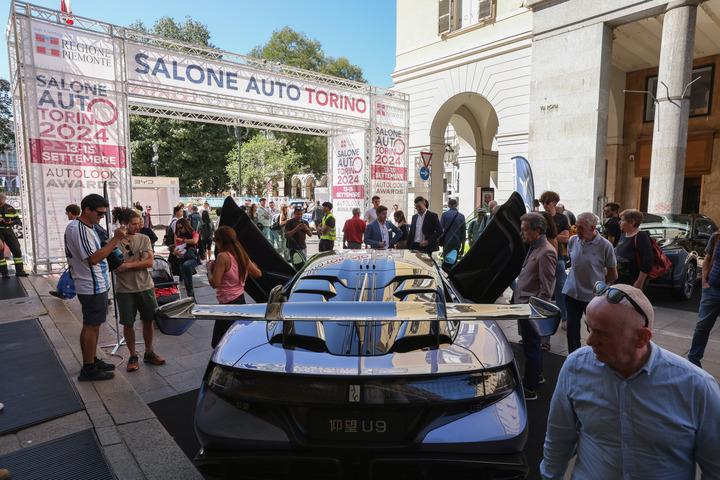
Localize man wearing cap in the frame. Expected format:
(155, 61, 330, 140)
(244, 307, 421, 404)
(318, 202, 336, 252)
(541, 283, 720, 479)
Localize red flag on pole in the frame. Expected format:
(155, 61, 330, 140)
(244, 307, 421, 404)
(60, 0, 74, 25)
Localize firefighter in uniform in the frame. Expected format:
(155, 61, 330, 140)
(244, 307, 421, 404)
(318, 201, 336, 253)
(0, 193, 28, 278)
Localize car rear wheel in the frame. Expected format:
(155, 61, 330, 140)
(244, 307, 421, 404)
(675, 262, 696, 301)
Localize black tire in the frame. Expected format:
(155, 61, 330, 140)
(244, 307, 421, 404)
(675, 262, 697, 301)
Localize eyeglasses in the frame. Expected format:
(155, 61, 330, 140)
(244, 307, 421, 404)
(593, 281, 649, 327)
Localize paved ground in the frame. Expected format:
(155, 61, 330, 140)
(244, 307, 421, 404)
(0, 234, 718, 479)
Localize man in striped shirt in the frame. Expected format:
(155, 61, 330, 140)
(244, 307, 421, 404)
(65, 194, 127, 381)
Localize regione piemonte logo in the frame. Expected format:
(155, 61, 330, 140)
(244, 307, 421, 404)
(34, 33, 61, 57)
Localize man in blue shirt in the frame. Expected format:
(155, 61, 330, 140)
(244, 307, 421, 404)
(541, 283, 720, 479)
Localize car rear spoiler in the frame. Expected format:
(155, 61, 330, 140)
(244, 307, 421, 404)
(187, 299, 556, 321)
(156, 297, 559, 324)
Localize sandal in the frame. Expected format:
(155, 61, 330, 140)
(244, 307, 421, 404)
(144, 351, 166, 366)
(126, 355, 139, 372)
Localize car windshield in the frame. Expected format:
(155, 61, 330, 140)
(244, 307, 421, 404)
(640, 213, 690, 246)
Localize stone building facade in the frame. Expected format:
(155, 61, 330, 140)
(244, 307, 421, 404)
(395, 0, 720, 220)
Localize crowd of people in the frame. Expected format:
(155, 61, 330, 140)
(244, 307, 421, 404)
(30, 188, 718, 479)
(512, 190, 720, 477)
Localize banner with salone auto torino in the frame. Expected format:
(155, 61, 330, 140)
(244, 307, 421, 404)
(24, 19, 130, 261)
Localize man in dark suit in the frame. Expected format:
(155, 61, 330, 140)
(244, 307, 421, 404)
(408, 196, 443, 254)
(364, 205, 401, 249)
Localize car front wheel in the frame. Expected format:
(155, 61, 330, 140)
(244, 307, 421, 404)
(675, 262, 697, 301)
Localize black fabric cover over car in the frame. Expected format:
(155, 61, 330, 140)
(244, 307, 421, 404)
(449, 191, 526, 303)
(218, 196, 296, 302)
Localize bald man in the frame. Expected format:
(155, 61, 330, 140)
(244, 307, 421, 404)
(541, 283, 720, 480)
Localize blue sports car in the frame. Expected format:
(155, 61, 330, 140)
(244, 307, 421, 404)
(159, 193, 559, 479)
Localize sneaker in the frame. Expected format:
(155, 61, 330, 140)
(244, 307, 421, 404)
(126, 355, 139, 372)
(78, 366, 114, 382)
(49, 290, 64, 299)
(144, 351, 166, 366)
(94, 357, 116, 371)
(15, 271, 28, 277)
(523, 388, 538, 401)
(561, 319, 567, 331)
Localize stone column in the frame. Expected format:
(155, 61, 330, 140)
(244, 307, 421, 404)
(457, 155, 476, 217)
(429, 136, 446, 211)
(648, 0, 701, 213)
(527, 22, 612, 215)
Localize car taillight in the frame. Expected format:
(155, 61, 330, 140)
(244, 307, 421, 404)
(206, 364, 516, 405)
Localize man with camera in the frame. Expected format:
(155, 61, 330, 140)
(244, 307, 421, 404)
(65, 194, 127, 381)
(114, 208, 166, 372)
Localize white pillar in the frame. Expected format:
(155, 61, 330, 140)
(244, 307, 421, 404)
(528, 22, 612, 214)
(429, 137, 446, 211)
(648, 0, 700, 214)
(457, 155, 476, 217)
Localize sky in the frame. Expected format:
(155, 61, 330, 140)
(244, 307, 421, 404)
(0, 0, 397, 87)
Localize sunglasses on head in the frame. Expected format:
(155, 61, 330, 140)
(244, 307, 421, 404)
(593, 281, 649, 327)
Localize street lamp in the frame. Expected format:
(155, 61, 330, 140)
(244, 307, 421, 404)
(151, 142, 159, 176)
(233, 126, 249, 195)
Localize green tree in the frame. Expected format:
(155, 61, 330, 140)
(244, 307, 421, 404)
(226, 136, 300, 196)
(0, 79, 15, 153)
(249, 27, 366, 175)
(128, 17, 232, 194)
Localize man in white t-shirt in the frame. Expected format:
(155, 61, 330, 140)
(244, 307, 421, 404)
(365, 195, 381, 224)
(65, 193, 127, 382)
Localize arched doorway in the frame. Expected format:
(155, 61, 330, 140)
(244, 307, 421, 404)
(291, 176, 302, 198)
(427, 93, 499, 217)
(303, 175, 316, 200)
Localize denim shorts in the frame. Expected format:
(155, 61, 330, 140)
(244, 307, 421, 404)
(77, 291, 109, 326)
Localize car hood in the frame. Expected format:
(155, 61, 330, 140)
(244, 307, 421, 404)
(212, 318, 516, 376)
(448, 191, 526, 303)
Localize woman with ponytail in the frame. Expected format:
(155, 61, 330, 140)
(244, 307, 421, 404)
(207, 226, 262, 347)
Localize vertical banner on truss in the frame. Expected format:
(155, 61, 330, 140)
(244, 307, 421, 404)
(20, 19, 130, 262)
(370, 95, 409, 215)
(330, 130, 366, 232)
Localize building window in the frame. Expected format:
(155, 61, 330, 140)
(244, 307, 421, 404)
(644, 64, 714, 122)
(438, 0, 496, 36)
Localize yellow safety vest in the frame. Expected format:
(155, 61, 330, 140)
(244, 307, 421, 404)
(320, 213, 336, 241)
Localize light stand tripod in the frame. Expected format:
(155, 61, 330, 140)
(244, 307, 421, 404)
(99, 181, 143, 357)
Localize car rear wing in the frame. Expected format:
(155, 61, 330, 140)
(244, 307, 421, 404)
(156, 297, 559, 324)
(156, 297, 560, 349)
